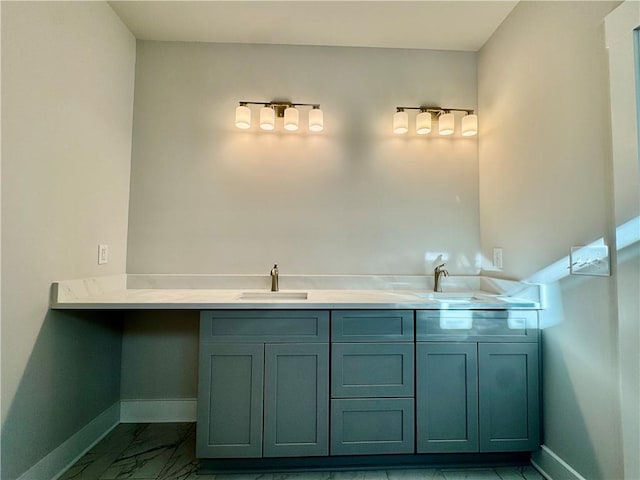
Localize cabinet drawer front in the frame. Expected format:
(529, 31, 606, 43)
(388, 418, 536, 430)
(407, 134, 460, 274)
(332, 310, 414, 342)
(331, 398, 415, 455)
(332, 343, 414, 398)
(416, 310, 538, 342)
(200, 310, 329, 343)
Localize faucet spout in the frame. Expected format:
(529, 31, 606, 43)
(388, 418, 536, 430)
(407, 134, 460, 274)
(433, 263, 449, 292)
(270, 264, 279, 292)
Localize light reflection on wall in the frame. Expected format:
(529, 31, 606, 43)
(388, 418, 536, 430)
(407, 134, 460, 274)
(520, 216, 639, 329)
(423, 251, 482, 274)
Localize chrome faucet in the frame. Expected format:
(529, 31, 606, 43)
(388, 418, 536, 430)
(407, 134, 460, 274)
(434, 263, 449, 292)
(270, 264, 279, 292)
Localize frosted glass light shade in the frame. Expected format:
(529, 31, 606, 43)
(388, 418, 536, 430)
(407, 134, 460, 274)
(235, 105, 251, 129)
(439, 112, 454, 135)
(309, 107, 324, 132)
(461, 114, 478, 136)
(284, 107, 299, 131)
(260, 106, 275, 131)
(416, 111, 432, 135)
(393, 110, 409, 134)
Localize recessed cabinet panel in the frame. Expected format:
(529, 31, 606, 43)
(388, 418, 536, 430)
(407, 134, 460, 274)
(332, 343, 414, 398)
(416, 310, 538, 342)
(332, 310, 414, 342)
(264, 343, 329, 457)
(197, 343, 264, 458)
(200, 310, 329, 343)
(478, 343, 540, 452)
(417, 343, 479, 453)
(331, 398, 415, 455)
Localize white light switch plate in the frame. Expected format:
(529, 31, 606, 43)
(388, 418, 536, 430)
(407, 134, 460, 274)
(98, 244, 108, 265)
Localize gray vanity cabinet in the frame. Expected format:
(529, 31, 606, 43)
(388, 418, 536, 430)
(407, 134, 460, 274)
(416, 310, 540, 454)
(197, 308, 540, 463)
(330, 310, 415, 455)
(198, 311, 329, 459)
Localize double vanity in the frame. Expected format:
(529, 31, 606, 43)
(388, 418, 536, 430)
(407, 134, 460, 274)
(51, 273, 542, 472)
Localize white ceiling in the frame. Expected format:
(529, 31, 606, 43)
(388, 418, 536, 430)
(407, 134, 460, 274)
(108, 1, 519, 52)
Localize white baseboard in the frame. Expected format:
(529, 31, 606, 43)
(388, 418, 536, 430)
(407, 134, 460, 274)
(17, 402, 120, 480)
(119, 398, 197, 423)
(532, 445, 587, 480)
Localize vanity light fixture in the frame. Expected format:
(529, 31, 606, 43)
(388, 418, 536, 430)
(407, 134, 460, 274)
(393, 106, 477, 136)
(393, 108, 409, 134)
(438, 111, 455, 136)
(259, 105, 276, 131)
(416, 110, 432, 135)
(308, 105, 324, 132)
(235, 103, 251, 129)
(235, 101, 323, 132)
(461, 113, 478, 137)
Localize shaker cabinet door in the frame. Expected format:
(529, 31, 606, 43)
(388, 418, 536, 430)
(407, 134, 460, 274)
(416, 343, 479, 453)
(478, 342, 540, 452)
(263, 343, 329, 457)
(197, 343, 264, 458)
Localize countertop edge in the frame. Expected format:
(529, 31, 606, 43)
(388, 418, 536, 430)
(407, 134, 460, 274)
(50, 275, 542, 310)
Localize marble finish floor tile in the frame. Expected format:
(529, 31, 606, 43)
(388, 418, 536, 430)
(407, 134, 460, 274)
(440, 469, 502, 480)
(520, 467, 544, 480)
(157, 430, 199, 480)
(59, 423, 546, 480)
(99, 423, 193, 479)
(386, 469, 439, 480)
(328, 471, 389, 480)
(59, 452, 121, 480)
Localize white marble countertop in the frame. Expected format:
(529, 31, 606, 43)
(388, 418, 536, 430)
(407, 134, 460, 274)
(50, 274, 541, 310)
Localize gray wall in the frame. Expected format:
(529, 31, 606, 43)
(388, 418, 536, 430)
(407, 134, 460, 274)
(120, 311, 198, 400)
(126, 41, 480, 276)
(0, 2, 135, 479)
(478, 2, 624, 479)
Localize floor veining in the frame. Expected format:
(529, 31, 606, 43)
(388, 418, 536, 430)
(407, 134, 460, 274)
(58, 423, 546, 480)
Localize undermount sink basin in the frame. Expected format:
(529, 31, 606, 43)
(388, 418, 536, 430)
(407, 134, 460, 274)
(416, 292, 480, 302)
(238, 291, 308, 300)
(429, 292, 477, 300)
